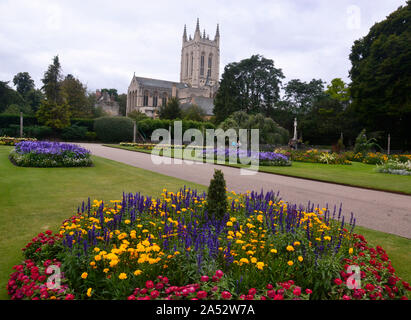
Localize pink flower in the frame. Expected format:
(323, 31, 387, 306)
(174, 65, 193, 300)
(334, 278, 343, 285)
(221, 291, 232, 299)
(146, 281, 154, 289)
(248, 288, 257, 296)
(127, 295, 136, 300)
(293, 287, 301, 296)
(342, 295, 351, 300)
(215, 270, 224, 278)
(200, 275, 209, 282)
(197, 291, 207, 299)
(305, 289, 312, 295)
(150, 290, 160, 299)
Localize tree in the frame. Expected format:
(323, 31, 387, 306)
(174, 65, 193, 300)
(127, 110, 149, 122)
(158, 97, 182, 120)
(213, 54, 284, 123)
(117, 93, 127, 116)
(282, 78, 326, 115)
(182, 104, 205, 121)
(0, 81, 24, 113)
(36, 100, 71, 129)
(41, 55, 64, 104)
(101, 88, 118, 100)
(61, 74, 90, 117)
(325, 78, 350, 104)
(349, 1, 411, 150)
(205, 169, 228, 221)
(13, 72, 35, 97)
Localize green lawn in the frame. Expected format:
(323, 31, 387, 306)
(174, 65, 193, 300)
(106, 144, 411, 195)
(1, 145, 410, 300)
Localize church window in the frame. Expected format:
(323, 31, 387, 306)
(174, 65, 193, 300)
(208, 54, 212, 77)
(200, 53, 205, 76)
(162, 93, 168, 106)
(190, 52, 193, 76)
(153, 92, 158, 107)
(143, 90, 149, 106)
(185, 54, 189, 77)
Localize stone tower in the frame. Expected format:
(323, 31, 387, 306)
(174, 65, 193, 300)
(180, 18, 220, 90)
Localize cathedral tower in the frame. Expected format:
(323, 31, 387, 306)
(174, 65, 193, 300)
(180, 19, 220, 89)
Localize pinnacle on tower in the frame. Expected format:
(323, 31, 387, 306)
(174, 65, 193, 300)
(203, 29, 206, 39)
(195, 18, 200, 33)
(183, 24, 187, 41)
(215, 23, 220, 39)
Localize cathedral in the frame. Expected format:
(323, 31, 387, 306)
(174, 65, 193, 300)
(126, 19, 220, 118)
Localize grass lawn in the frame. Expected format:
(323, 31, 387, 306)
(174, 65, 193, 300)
(1, 145, 410, 299)
(105, 144, 411, 195)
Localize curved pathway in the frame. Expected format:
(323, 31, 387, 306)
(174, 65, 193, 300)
(79, 143, 411, 238)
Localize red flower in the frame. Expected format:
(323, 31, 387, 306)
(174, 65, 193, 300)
(200, 275, 209, 282)
(146, 281, 154, 289)
(365, 283, 375, 291)
(221, 291, 232, 299)
(197, 291, 207, 299)
(305, 289, 312, 294)
(293, 287, 301, 296)
(334, 278, 343, 285)
(215, 270, 224, 278)
(150, 290, 160, 299)
(248, 288, 257, 296)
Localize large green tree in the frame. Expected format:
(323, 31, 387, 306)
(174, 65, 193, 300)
(13, 72, 35, 97)
(41, 55, 64, 104)
(61, 74, 90, 117)
(0, 81, 24, 113)
(213, 55, 284, 123)
(349, 1, 411, 149)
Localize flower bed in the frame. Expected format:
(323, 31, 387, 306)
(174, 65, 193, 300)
(275, 149, 352, 165)
(375, 160, 411, 176)
(9, 141, 92, 167)
(8, 188, 410, 300)
(203, 149, 291, 166)
(0, 136, 37, 146)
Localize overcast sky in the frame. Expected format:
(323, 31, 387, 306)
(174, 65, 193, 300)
(0, 0, 406, 94)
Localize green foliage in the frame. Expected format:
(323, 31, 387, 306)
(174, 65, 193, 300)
(158, 97, 182, 120)
(36, 100, 71, 129)
(61, 74, 91, 118)
(205, 169, 228, 221)
(41, 55, 64, 104)
(219, 111, 289, 145)
(325, 78, 350, 103)
(182, 104, 205, 121)
(61, 124, 88, 141)
(0, 81, 25, 113)
(213, 54, 284, 123)
(349, 2, 411, 150)
(94, 116, 134, 142)
(127, 110, 149, 123)
(2, 104, 32, 115)
(283, 79, 326, 115)
(23, 126, 53, 139)
(13, 72, 35, 97)
(353, 129, 382, 154)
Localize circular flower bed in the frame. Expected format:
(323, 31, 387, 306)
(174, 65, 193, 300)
(9, 141, 92, 167)
(7, 188, 410, 300)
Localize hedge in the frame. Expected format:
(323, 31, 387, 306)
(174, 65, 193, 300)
(137, 118, 216, 140)
(94, 116, 134, 142)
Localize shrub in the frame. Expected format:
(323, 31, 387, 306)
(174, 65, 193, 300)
(205, 169, 228, 221)
(61, 125, 88, 141)
(94, 116, 134, 142)
(24, 126, 53, 139)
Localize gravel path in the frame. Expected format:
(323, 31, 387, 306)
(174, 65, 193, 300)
(79, 143, 411, 238)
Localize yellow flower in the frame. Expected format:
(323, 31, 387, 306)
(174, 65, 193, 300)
(256, 262, 264, 270)
(81, 272, 88, 279)
(124, 220, 131, 225)
(226, 221, 233, 227)
(94, 247, 100, 253)
(87, 288, 92, 297)
(298, 256, 304, 262)
(134, 270, 143, 276)
(119, 273, 127, 280)
(270, 249, 278, 254)
(286, 245, 295, 252)
(239, 258, 249, 264)
(103, 268, 109, 273)
(94, 255, 101, 261)
(349, 248, 354, 255)
(287, 260, 294, 266)
(293, 241, 301, 246)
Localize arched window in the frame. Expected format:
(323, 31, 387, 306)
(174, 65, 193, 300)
(153, 92, 158, 107)
(185, 54, 189, 77)
(190, 52, 193, 76)
(200, 52, 205, 76)
(143, 90, 149, 106)
(207, 54, 212, 77)
(162, 92, 168, 106)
